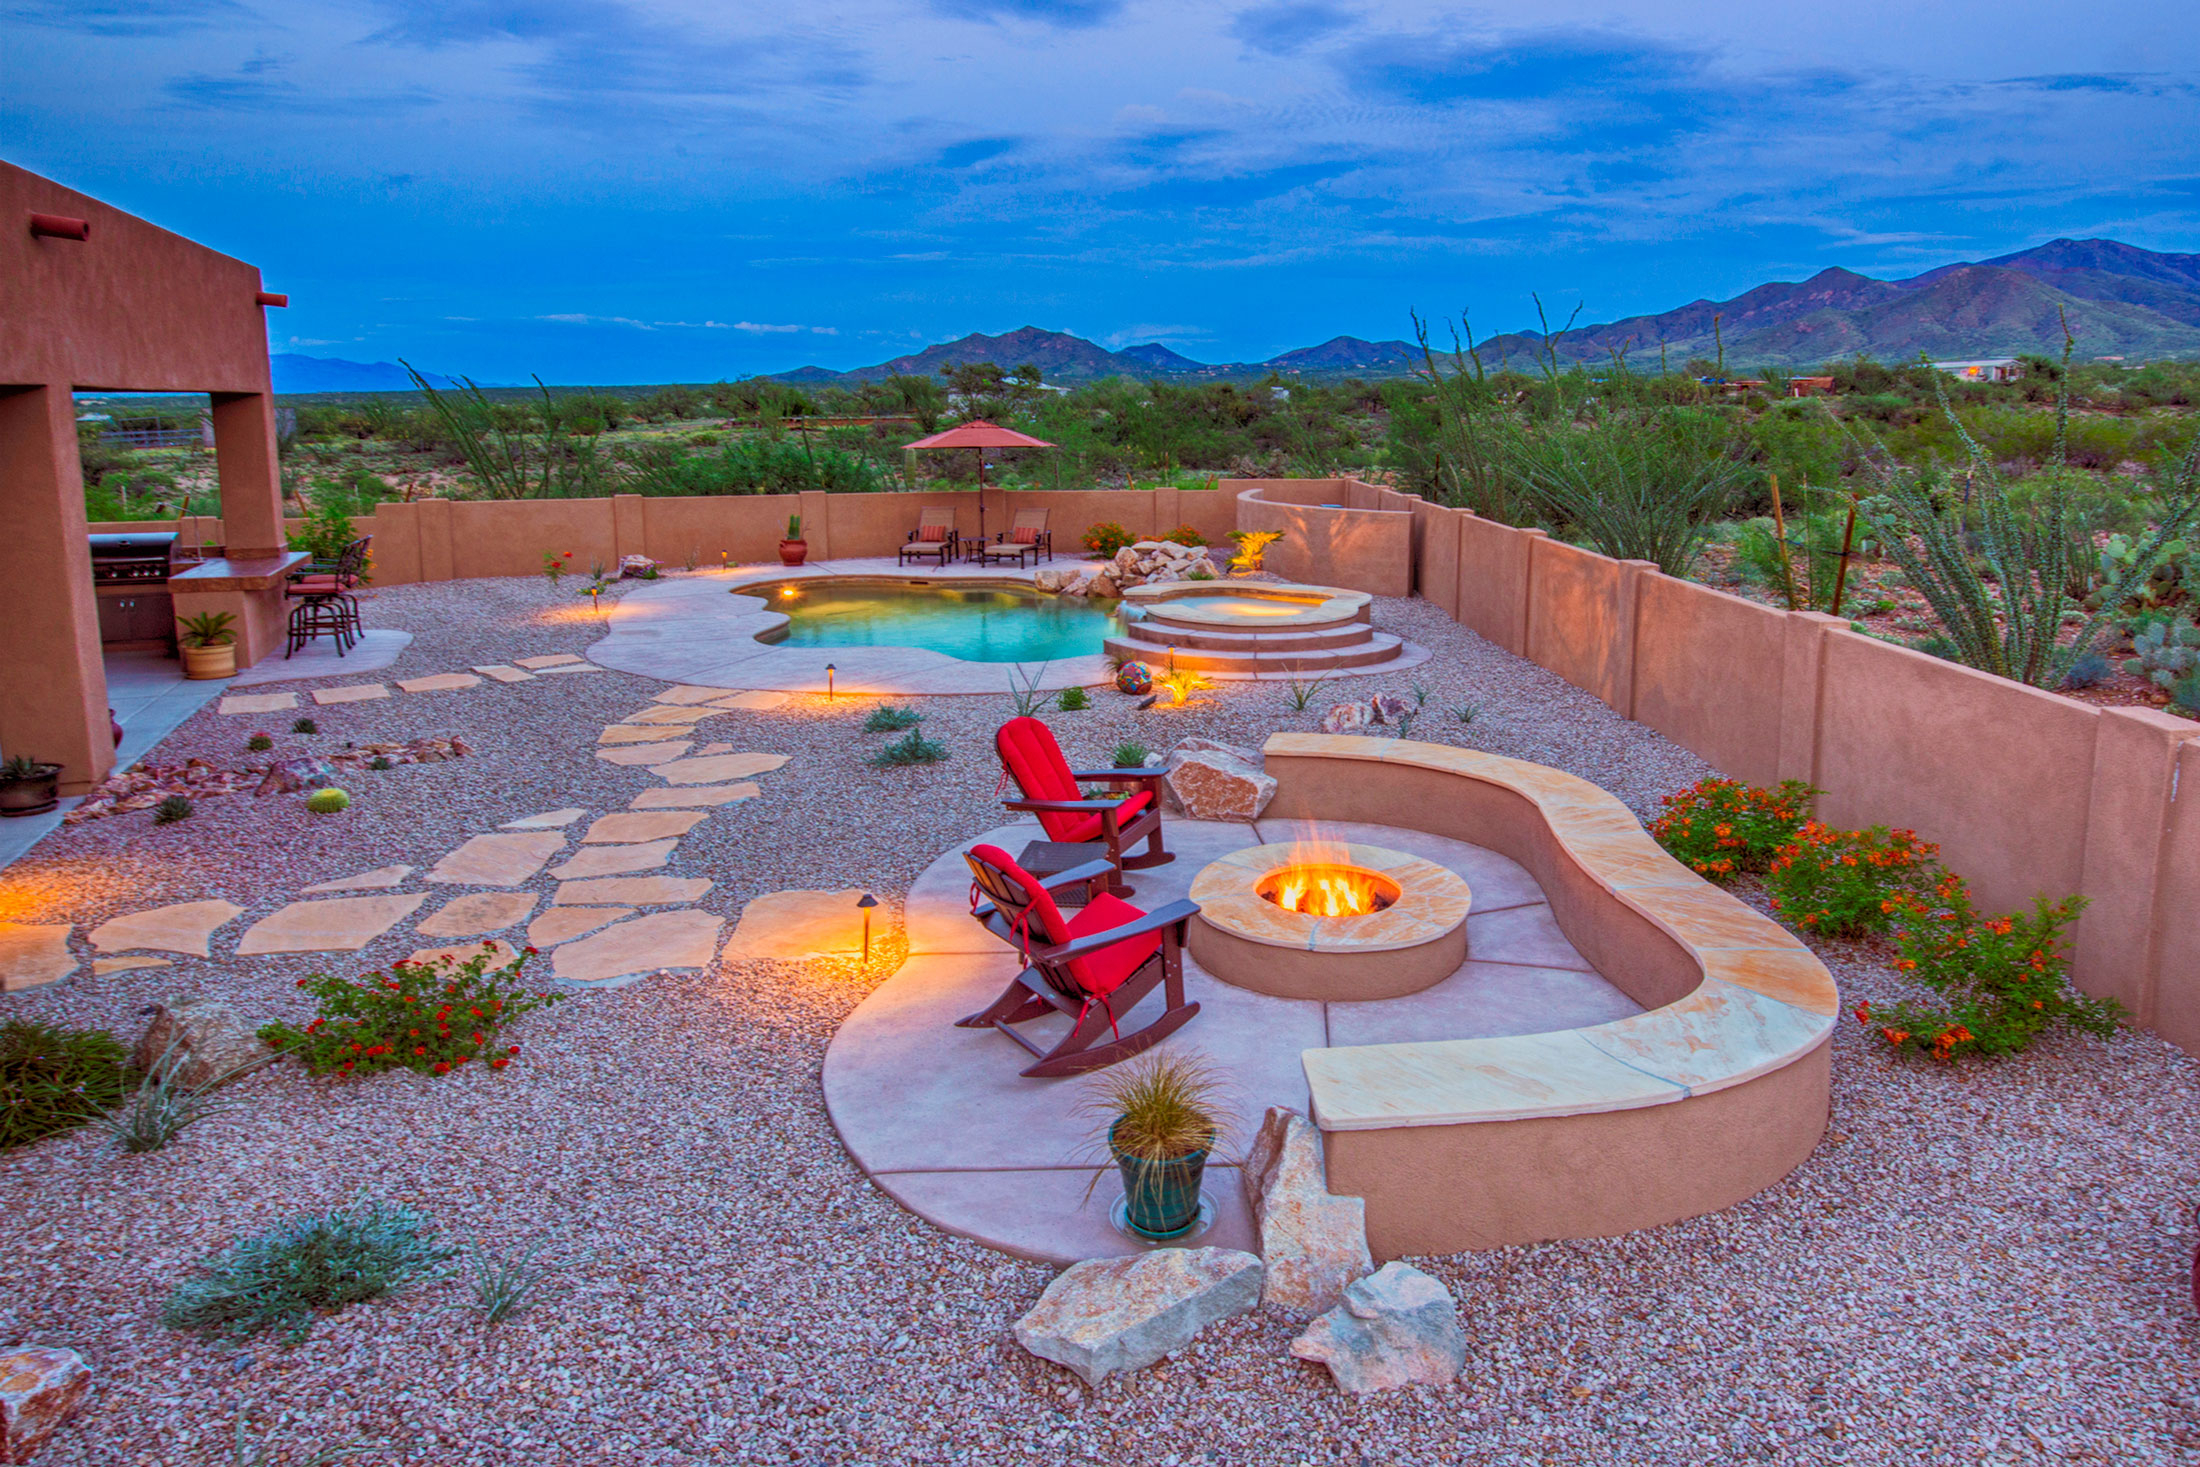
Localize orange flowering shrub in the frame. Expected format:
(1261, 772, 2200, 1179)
(1764, 822, 1941, 938)
(258, 944, 565, 1078)
(1648, 778, 1816, 880)
(1858, 879, 2117, 1061)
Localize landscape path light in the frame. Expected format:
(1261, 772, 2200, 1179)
(858, 892, 879, 962)
(825, 663, 836, 700)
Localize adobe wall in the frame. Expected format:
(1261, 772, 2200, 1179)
(1227, 478, 1413, 596)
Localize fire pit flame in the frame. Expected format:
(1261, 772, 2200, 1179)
(1262, 864, 1396, 918)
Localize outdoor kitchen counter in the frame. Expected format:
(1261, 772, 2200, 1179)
(169, 551, 313, 668)
(167, 551, 311, 593)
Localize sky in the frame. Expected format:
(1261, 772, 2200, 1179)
(6, 0, 2198, 384)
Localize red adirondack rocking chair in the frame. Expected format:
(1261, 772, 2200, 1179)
(995, 715, 1172, 893)
(958, 842, 1200, 1077)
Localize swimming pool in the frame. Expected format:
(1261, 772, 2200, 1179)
(741, 578, 1117, 663)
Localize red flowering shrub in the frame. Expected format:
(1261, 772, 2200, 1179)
(257, 944, 564, 1079)
(1648, 777, 1816, 880)
(1765, 822, 1941, 938)
(1857, 878, 2118, 1061)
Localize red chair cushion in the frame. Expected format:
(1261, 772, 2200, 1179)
(967, 843, 1074, 945)
(287, 577, 344, 594)
(1012, 526, 1039, 543)
(918, 523, 950, 542)
(997, 716, 1083, 840)
(1062, 892, 1160, 996)
(1051, 789, 1151, 845)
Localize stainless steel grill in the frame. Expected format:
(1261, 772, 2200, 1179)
(88, 532, 178, 585)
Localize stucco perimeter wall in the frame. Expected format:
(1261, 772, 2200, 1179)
(1412, 498, 2200, 1052)
(1227, 478, 1414, 597)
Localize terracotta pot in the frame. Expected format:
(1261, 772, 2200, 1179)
(778, 539, 809, 566)
(179, 642, 237, 680)
(0, 763, 61, 818)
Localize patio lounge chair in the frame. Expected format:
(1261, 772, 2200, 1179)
(958, 842, 1200, 1077)
(899, 505, 961, 567)
(995, 715, 1173, 894)
(978, 507, 1053, 566)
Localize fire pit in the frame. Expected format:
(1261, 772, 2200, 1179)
(1188, 841, 1471, 1001)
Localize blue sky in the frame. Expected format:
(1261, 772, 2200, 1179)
(6, 0, 2198, 383)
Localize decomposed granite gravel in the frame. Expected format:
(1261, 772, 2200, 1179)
(2, 575, 2198, 1465)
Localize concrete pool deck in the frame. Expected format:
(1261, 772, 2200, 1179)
(821, 814, 1643, 1265)
(586, 560, 1427, 693)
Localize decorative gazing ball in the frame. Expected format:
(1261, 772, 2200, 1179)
(307, 788, 351, 814)
(1114, 661, 1154, 695)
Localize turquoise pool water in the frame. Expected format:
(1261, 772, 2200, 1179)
(746, 579, 1116, 662)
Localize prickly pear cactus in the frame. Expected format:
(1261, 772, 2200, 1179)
(2124, 616, 2200, 689)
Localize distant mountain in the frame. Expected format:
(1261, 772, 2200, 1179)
(1265, 335, 1423, 373)
(1118, 341, 1209, 371)
(270, 355, 469, 393)
(835, 326, 1159, 384)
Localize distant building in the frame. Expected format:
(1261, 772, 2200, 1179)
(1785, 376, 1836, 397)
(1929, 357, 2022, 383)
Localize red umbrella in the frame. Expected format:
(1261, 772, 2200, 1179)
(903, 419, 1055, 546)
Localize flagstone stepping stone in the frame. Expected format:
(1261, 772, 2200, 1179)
(553, 876, 712, 906)
(313, 684, 390, 705)
(599, 725, 680, 745)
(502, 808, 587, 829)
(417, 891, 539, 939)
(722, 888, 872, 961)
(649, 752, 789, 785)
(654, 685, 732, 705)
(406, 939, 522, 970)
(554, 909, 724, 985)
(474, 665, 535, 682)
(694, 743, 734, 757)
(93, 955, 173, 975)
(301, 865, 414, 894)
(396, 672, 481, 694)
(533, 663, 606, 675)
(623, 705, 721, 726)
(88, 899, 245, 957)
(549, 839, 677, 880)
(219, 692, 297, 715)
(236, 893, 428, 955)
(713, 691, 791, 711)
(427, 832, 567, 886)
(582, 810, 708, 843)
(514, 654, 584, 669)
(630, 783, 759, 809)
(528, 906, 634, 947)
(598, 741, 692, 766)
(0, 923, 76, 992)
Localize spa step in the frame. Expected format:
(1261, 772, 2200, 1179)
(1141, 604, 1369, 634)
(1103, 631, 1409, 675)
(1120, 620, 1376, 654)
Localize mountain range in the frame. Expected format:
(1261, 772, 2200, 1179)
(270, 355, 465, 393)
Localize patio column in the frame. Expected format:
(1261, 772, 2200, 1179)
(0, 383, 113, 793)
(210, 391, 285, 558)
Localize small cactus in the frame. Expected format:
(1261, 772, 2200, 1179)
(2124, 616, 2200, 690)
(306, 788, 351, 815)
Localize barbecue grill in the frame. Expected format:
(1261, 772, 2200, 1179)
(89, 532, 180, 646)
(88, 532, 179, 585)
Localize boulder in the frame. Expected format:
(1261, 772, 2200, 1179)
(1014, 1248, 1264, 1386)
(1034, 567, 1073, 592)
(1087, 573, 1120, 600)
(1241, 1107, 1372, 1315)
(1318, 701, 1374, 736)
(1112, 547, 1142, 575)
(1289, 1263, 1466, 1394)
(254, 756, 340, 798)
(132, 997, 265, 1088)
(618, 554, 660, 579)
(0, 1345, 92, 1464)
(1369, 693, 1416, 725)
(1163, 739, 1276, 822)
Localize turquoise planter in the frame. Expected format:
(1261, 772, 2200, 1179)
(1111, 1120, 1210, 1241)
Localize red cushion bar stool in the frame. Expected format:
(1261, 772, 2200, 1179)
(957, 842, 1200, 1077)
(283, 535, 372, 657)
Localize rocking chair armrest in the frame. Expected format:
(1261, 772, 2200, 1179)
(1066, 767, 1166, 782)
(1003, 797, 1132, 814)
(1028, 899, 1199, 963)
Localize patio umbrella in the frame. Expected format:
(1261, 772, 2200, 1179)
(902, 419, 1055, 546)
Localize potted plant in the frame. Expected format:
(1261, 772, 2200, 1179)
(1085, 1051, 1226, 1241)
(0, 755, 62, 817)
(779, 514, 808, 567)
(176, 611, 239, 680)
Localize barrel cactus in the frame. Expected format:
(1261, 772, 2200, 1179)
(306, 788, 351, 815)
(2125, 617, 2200, 690)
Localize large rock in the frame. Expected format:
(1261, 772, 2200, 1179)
(0, 1346, 91, 1464)
(254, 755, 341, 797)
(1369, 693, 1416, 725)
(1033, 566, 1074, 592)
(1289, 1263, 1466, 1394)
(132, 998, 265, 1088)
(1241, 1107, 1372, 1315)
(1014, 1248, 1263, 1386)
(1163, 739, 1276, 822)
(1318, 701, 1374, 736)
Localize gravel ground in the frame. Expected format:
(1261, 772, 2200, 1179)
(2, 575, 2197, 1466)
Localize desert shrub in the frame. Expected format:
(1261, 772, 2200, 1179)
(622, 436, 888, 496)
(464, 1238, 554, 1326)
(1112, 741, 1152, 768)
(258, 945, 565, 1078)
(1082, 522, 1136, 558)
(246, 732, 274, 752)
(1503, 405, 1750, 575)
(1859, 880, 2119, 1061)
(1648, 778, 1817, 880)
(2060, 652, 2113, 690)
(863, 705, 923, 732)
(1766, 822, 1942, 938)
(1161, 524, 1207, 546)
(872, 729, 949, 767)
(162, 1196, 451, 1342)
(154, 794, 194, 824)
(0, 1020, 132, 1149)
(93, 1036, 254, 1154)
(292, 717, 319, 735)
(1057, 685, 1090, 711)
